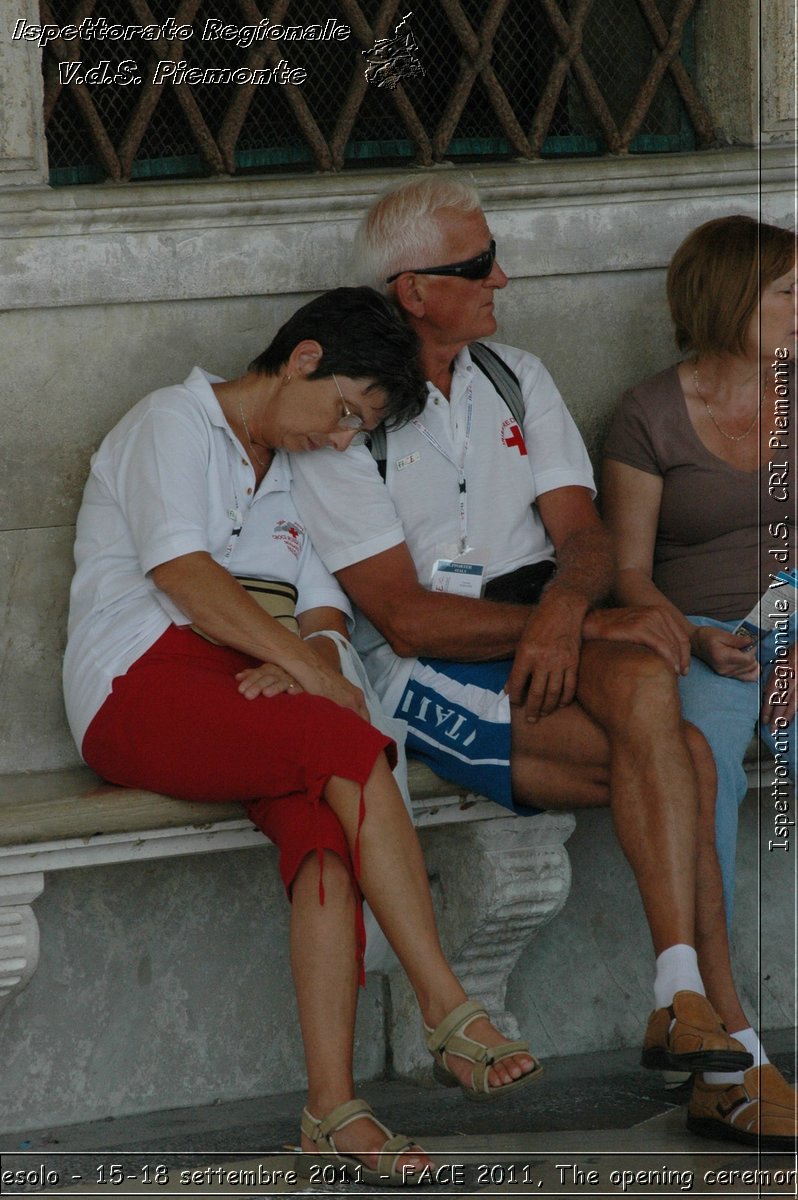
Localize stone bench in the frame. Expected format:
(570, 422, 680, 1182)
(0, 761, 575, 1080)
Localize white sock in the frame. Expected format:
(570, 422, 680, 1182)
(703, 1027, 768, 1086)
(653, 944, 705, 1010)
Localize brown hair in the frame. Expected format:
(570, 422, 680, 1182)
(666, 215, 795, 356)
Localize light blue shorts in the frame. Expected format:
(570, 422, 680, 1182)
(394, 657, 541, 815)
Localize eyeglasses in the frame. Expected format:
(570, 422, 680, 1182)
(386, 240, 496, 285)
(332, 373, 368, 445)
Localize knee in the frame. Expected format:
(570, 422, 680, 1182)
(594, 645, 680, 729)
(293, 850, 357, 908)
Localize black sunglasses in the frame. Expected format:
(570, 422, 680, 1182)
(386, 240, 497, 284)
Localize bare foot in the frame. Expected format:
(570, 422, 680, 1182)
(301, 1108, 432, 1182)
(436, 1013, 540, 1092)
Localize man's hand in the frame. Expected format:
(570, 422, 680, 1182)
(690, 625, 760, 681)
(761, 641, 797, 732)
(507, 591, 584, 721)
(582, 606, 692, 675)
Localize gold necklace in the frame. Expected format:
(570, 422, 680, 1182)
(693, 366, 764, 442)
(238, 399, 267, 468)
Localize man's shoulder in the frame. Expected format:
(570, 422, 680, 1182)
(471, 340, 545, 374)
(471, 341, 556, 393)
(468, 341, 561, 417)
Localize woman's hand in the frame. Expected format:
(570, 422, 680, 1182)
(236, 663, 304, 700)
(690, 625, 760, 680)
(237, 652, 368, 720)
(761, 641, 797, 733)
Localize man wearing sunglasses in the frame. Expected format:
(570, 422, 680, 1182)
(290, 179, 786, 1146)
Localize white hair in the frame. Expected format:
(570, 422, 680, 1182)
(353, 177, 482, 292)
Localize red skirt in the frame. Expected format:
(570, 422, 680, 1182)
(82, 625, 395, 975)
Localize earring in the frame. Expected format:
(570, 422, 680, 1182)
(283, 372, 293, 384)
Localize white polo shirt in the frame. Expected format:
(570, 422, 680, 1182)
(290, 342, 595, 715)
(64, 367, 351, 751)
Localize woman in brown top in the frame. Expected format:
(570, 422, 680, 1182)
(603, 215, 796, 1150)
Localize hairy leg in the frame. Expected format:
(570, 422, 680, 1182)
(508, 641, 752, 1045)
(512, 642, 700, 951)
(684, 725, 749, 1033)
(510, 697, 611, 808)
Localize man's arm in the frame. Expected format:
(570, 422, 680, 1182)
(507, 487, 692, 720)
(337, 542, 533, 660)
(505, 487, 610, 719)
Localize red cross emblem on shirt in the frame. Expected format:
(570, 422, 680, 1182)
(502, 420, 527, 455)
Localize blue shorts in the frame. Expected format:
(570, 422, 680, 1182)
(394, 657, 540, 815)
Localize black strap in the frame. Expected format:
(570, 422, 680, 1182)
(367, 342, 524, 481)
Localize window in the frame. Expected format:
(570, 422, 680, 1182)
(39, 0, 713, 185)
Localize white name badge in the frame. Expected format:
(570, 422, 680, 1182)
(430, 558, 485, 597)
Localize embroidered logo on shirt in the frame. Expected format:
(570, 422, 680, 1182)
(501, 417, 527, 456)
(273, 518, 305, 559)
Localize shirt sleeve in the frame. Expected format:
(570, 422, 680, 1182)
(290, 444, 406, 573)
(603, 389, 663, 477)
(493, 344, 596, 498)
(101, 400, 213, 575)
(294, 535, 354, 629)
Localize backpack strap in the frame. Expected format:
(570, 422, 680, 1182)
(366, 424, 388, 481)
(367, 342, 524, 480)
(468, 341, 525, 428)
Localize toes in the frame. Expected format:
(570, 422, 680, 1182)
(488, 1051, 538, 1087)
(399, 1148, 432, 1178)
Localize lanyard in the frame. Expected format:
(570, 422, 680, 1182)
(222, 437, 249, 565)
(222, 483, 243, 566)
(412, 383, 474, 554)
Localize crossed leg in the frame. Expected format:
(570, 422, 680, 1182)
(293, 753, 537, 1170)
(509, 640, 747, 1027)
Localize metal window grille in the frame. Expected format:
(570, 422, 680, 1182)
(39, 0, 714, 186)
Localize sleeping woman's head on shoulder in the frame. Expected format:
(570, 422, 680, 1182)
(249, 286, 426, 430)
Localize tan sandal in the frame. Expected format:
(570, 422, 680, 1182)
(299, 1098, 429, 1187)
(425, 999, 543, 1103)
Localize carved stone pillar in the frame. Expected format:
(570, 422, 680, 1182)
(0, 873, 44, 1013)
(0, 1, 48, 187)
(388, 812, 574, 1080)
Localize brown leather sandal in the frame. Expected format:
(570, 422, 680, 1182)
(641, 991, 754, 1072)
(687, 1064, 798, 1150)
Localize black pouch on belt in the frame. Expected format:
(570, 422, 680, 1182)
(483, 561, 556, 605)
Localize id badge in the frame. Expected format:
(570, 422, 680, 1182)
(430, 558, 485, 597)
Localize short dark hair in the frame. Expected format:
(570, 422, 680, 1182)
(667, 215, 796, 357)
(249, 286, 426, 428)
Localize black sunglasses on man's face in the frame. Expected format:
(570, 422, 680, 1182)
(386, 240, 497, 284)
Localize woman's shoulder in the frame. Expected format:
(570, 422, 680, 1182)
(621, 362, 683, 412)
(98, 369, 219, 453)
(604, 363, 685, 468)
